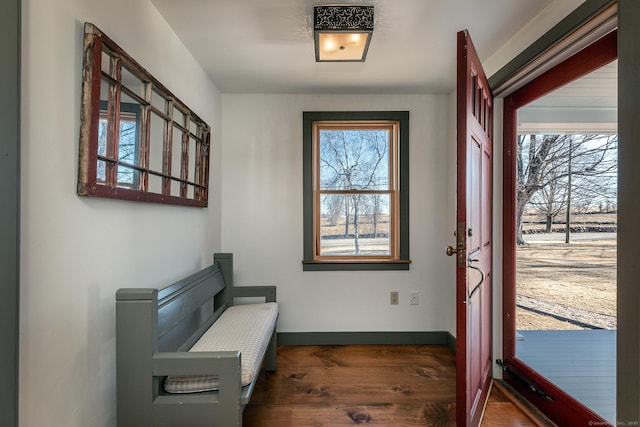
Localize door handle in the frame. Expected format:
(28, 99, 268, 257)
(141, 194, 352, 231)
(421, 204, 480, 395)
(447, 223, 467, 267)
(467, 257, 485, 299)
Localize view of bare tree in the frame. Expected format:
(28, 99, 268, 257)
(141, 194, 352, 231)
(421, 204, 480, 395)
(97, 113, 139, 186)
(528, 156, 568, 233)
(319, 128, 389, 254)
(516, 133, 617, 245)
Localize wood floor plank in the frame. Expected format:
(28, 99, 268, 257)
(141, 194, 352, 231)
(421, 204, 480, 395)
(489, 380, 557, 427)
(250, 366, 455, 405)
(244, 345, 535, 426)
(244, 403, 455, 426)
(487, 385, 511, 402)
(481, 402, 538, 426)
(275, 344, 456, 368)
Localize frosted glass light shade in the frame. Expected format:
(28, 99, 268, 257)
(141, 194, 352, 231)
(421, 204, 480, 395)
(314, 6, 374, 62)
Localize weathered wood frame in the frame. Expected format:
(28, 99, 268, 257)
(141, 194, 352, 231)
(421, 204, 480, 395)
(78, 22, 211, 207)
(115, 253, 277, 427)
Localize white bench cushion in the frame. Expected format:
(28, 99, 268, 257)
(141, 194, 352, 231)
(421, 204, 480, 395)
(163, 302, 278, 393)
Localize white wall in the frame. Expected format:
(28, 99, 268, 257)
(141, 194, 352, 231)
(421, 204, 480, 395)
(20, 0, 222, 425)
(221, 94, 455, 334)
(483, 0, 586, 77)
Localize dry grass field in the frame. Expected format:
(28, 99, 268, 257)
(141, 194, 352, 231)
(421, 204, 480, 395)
(320, 214, 390, 238)
(516, 212, 617, 330)
(321, 212, 618, 331)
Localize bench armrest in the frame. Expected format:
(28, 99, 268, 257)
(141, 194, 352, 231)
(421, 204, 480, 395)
(231, 285, 276, 302)
(153, 351, 241, 376)
(153, 351, 243, 411)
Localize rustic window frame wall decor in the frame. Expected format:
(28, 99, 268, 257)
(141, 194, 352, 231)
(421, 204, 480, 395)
(77, 22, 211, 207)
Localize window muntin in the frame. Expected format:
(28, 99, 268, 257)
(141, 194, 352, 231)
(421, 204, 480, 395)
(303, 111, 409, 271)
(78, 23, 211, 206)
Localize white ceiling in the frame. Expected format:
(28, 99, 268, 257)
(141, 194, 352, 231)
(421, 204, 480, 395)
(151, 0, 555, 94)
(518, 60, 618, 134)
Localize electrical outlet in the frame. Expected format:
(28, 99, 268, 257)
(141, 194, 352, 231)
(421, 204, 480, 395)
(390, 291, 399, 305)
(410, 291, 419, 305)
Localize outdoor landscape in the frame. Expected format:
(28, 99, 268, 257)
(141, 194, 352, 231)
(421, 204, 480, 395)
(516, 211, 617, 331)
(315, 128, 618, 333)
(318, 208, 618, 333)
(514, 132, 617, 331)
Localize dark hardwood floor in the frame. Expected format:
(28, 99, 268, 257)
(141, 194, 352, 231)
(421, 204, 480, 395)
(244, 345, 544, 426)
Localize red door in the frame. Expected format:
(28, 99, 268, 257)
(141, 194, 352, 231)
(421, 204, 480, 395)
(452, 29, 493, 427)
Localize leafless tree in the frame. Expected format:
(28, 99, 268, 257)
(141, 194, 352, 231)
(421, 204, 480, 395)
(529, 159, 568, 233)
(97, 117, 138, 185)
(322, 194, 343, 226)
(117, 121, 137, 184)
(320, 129, 388, 254)
(517, 133, 617, 245)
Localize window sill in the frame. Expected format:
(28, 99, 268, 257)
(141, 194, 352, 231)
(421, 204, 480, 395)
(302, 259, 411, 271)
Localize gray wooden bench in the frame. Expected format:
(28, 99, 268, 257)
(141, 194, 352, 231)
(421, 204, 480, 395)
(115, 253, 277, 427)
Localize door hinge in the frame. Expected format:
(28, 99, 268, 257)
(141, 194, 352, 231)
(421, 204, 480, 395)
(496, 359, 555, 402)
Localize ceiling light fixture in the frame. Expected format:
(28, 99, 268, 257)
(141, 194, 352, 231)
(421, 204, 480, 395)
(314, 5, 374, 62)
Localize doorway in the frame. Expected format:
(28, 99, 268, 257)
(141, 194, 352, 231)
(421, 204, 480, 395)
(502, 30, 617, 426)
(515, 61, 617, 423)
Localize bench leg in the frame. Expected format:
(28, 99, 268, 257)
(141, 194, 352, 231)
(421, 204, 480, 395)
(265, 331, 277, 372)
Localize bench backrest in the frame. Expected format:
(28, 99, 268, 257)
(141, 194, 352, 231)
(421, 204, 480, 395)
(116, 254, 234, 354)
(115, 253, 237, 425)
(157, 263, 227, 351)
